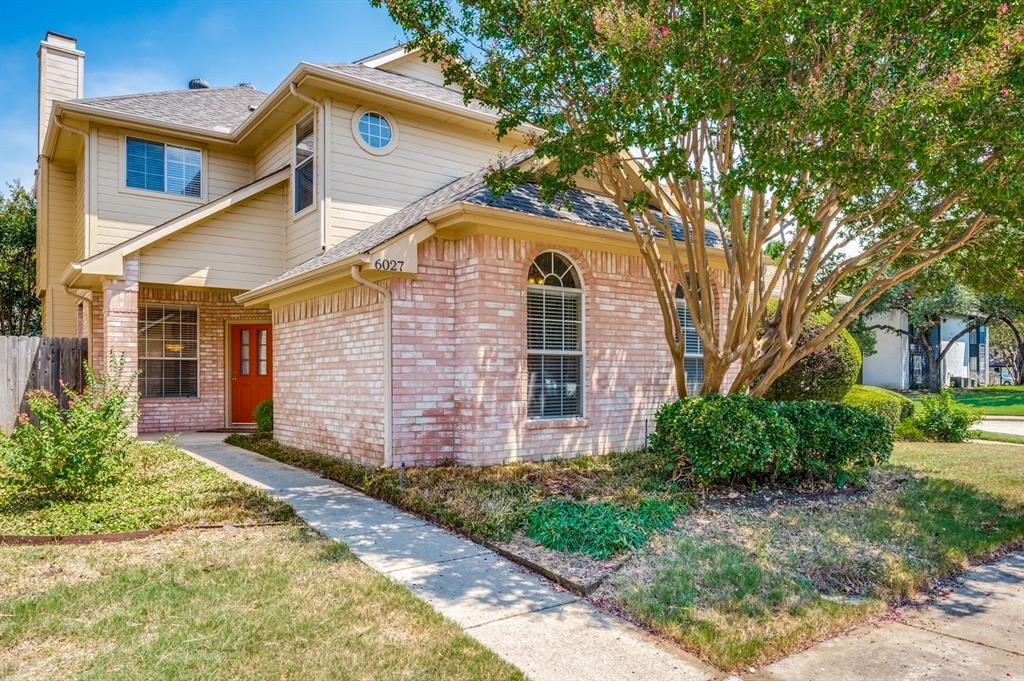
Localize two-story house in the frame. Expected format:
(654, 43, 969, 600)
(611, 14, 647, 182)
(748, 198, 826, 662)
(36, 32, 735, 467)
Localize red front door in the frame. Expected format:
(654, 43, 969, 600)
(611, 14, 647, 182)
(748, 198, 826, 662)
(231, 323, 273, 424)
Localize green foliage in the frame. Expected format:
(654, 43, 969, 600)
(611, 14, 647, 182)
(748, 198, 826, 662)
(0, 183, 40, 335)
(254, 399, 273, 432)
(773, 401, 893, 484)
(914, 389, 983, 442)
(525, 498, 679, 559)
(652, 395, 798, 485)
(764, 308, 862, 402)
(895, 418, 929, 442)
(843, 385, 915, 429)
(0, 355, 137, 502)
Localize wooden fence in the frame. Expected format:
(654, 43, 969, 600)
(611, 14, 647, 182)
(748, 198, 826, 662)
(0, 336, 89, 433)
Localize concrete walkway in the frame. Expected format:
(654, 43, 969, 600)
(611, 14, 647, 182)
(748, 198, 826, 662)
(749, 551, 1024, 680)
(168, 433, 718, 681)
(979, 416, 1024, 437)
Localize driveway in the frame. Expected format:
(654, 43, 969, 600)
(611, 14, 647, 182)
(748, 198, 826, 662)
(979, 416, 1024, 437)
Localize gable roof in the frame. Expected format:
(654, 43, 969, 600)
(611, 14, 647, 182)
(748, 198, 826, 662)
(69, 86, 268, 134)
(246, 150, 724, 298)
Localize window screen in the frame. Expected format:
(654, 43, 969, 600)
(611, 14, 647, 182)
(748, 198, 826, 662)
(139, 305, 199, 398)
(294, 115, 315, 212)
(676, 285, 705, 395)
(527, 252, 583, 419)
(126, 137, 201, 197)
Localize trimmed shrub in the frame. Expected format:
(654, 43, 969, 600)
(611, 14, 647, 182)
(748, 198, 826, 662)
(254, 400, 273, 432)
(774, 401, 893, 483)
(843, 385, 915, 429)
(525, 498, 679, 559)
(0, 355, 137, 501)
(915, 389, 981, 442)
(764, 307, 862, 402)
(652, 395, 797, 485)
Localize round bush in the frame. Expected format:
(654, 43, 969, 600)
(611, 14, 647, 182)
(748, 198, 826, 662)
(652, 395, 797, 485)
(774, 401, 893, 481)
(254, 400, 273, 433)
(842, 385, 914, 429)
(915, 389, 981, 442)
(763, 306, 862, 402)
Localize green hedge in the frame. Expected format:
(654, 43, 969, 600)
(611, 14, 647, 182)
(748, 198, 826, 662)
(254, 400, 273, 433)
(764, 307, 863, 402)
(842, 385, 914, 429)
(653, 395, 893, 486)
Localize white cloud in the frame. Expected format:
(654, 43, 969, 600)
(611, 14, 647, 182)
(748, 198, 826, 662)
(86, 68, 181, 97)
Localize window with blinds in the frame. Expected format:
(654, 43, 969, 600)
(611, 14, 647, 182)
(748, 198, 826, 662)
(138, 305, 199, 398)
(126, 137, 201, 197)
(676, 285, 705, 395)
(527, 252, 583, 419)
(294, 114, 315, 213)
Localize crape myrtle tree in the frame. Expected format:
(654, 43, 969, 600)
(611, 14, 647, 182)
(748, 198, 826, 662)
(376, 0, 1024, 397)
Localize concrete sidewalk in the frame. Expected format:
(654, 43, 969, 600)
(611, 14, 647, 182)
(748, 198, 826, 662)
(979, 416, 1024, 437)
(168, 433, 718, 681)
(749, 551, 1024, 680)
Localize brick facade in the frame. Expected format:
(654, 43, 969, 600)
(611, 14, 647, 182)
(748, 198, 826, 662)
(272, 233, 735, 467)
(271, 287, 386, 465)
(91, 279, 270, 434)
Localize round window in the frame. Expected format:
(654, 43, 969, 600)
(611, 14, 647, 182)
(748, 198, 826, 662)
(358, 112, 394, 150)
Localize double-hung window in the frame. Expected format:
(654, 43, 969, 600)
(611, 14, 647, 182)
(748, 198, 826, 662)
(527, 252, 584, 419)
(676, 284, 705, 395)
(139, 305, 199, 398)
(294, 114, 315, 213)
(126, 137, 202, 197)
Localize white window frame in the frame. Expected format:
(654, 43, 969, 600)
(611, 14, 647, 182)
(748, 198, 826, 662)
(526, 251, 586, 420)
(138, 303, 201, 400)
(123, 135, 204, 200)
(351, 106, 399, 156)
(675, 286, 705, 396)
(294, 113, 316, 215)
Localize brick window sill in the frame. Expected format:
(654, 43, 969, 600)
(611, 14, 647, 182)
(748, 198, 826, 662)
(525, 417, 589, 430)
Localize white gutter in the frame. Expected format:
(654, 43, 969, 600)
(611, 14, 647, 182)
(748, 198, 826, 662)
(51, 115, 90, 259)
(351, 265, 393, 468)
(290, 82, 328, 251)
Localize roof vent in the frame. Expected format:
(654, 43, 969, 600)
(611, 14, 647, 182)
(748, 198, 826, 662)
(188, 78, 210, 90)
(238, 82, 254, 89)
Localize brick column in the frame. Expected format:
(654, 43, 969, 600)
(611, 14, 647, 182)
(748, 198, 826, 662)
(100, 256, 140, 434)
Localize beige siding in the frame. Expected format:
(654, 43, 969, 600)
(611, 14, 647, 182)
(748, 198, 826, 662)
(379, 55, 455, 89)
(254, 113, 321, 269)
(45, 164, 79, 336)
(139, 184, 287, 290)
(38, 46, 82, 153)
(93, 126, 253, 254)
(327, 99, 519, 246)
(73, 145, 85, 261)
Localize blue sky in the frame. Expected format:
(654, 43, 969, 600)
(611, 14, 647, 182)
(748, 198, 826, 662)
(0, 0, 404, 189)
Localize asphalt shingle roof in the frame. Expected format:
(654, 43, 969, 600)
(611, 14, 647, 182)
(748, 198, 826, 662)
(252, 150, 724, 293)
(71, 86, 268, 134)
(318, 63, 495, 116)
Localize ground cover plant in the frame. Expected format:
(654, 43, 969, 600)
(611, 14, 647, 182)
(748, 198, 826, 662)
(599, 441, 1024, 670)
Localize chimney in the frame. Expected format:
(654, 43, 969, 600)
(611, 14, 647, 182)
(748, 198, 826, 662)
(38, 32, 84, 155)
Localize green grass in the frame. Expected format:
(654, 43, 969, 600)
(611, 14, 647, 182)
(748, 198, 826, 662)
(0, 525, 523, 680)
(0, 440, 294, 536)
(525, 499, 681, 559)
(974, 430, 1024, 445)
(603, 441, 1024, 671)
(910, 385, 1024, 416)
(226, 433, 687, 542)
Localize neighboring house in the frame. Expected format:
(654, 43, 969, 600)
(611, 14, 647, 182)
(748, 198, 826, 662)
(36, 32, 735, 467)
(861, 311, 989, 390)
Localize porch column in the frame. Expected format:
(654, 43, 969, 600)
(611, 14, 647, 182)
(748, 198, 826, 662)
(100, 256, 140, 434)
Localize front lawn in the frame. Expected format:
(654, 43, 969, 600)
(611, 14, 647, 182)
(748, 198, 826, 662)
(0, 440, 523, 680)
(911, 385, 1024, 416)
(597, 441, 1024, 670)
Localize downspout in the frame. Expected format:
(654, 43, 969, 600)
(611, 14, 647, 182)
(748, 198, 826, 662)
(289, 82, 328, 251)
(351, 265, 393, 467)
(63, 285, 93, 359)
(52, 115, 90, 256)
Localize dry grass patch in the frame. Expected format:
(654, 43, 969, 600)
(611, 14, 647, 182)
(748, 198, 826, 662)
(598, 442, 1024, 671)
(0, 525, 523, 681)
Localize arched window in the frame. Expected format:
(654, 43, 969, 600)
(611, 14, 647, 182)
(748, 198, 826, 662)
(675, 284, 705, 395)
(527, 252, 583, 418)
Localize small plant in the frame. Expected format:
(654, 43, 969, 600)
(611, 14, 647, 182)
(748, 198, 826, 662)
(254, 400, 273, 432)
(525, 498, 679, 559)
(914, 388, 981, 442)
(652, 395, 798, 485)
(0, 354, 138, 502)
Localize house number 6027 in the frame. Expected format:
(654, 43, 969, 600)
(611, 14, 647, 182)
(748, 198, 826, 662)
(373, 259, 405, 271)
